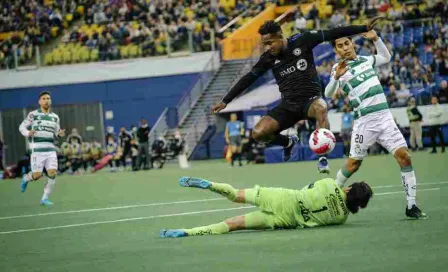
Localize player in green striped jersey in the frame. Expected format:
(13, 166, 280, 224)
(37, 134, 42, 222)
(160, 177, 372, 238)
(325, 30, 426, 219)
(19, 91, 65, 206)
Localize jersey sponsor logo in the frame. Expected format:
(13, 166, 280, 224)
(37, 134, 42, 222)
(293, 48, 302, 56)
(279, 66, 297, 77)
(356, 70, 376, 82)
(335, 188, 349, 215)
(297, 59, 308, 71)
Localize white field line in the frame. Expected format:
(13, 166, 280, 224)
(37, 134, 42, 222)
(1, 181, 446, 220)
(0, 187, 440, 235)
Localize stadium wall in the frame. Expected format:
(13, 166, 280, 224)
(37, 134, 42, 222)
(0, 52, 218, 130)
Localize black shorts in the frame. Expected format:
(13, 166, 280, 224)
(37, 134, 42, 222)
(267, 96, 320, 132)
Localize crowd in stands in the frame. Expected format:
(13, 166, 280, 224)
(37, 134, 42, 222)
(316, 0, 448, 111)
(44, 0, 272, 65)
(0, 0, 81, 69)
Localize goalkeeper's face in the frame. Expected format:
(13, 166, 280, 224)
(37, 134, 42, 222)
(39, 94, 52, 110)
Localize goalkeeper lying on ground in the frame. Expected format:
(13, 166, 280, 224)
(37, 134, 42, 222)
(160, 177, 373, 238)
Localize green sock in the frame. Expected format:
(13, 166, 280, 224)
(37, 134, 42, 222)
(209, 182, 237, 201)
(184, 222, 229, 236)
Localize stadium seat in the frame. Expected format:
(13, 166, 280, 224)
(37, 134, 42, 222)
(80, 47, 90, 62)
(62, 50, 72, 63)
(129, 45, 140, 58)
(120, 46, 130, 58)
(44, 53, 53, 65)
(52, 50, 62, 64)
(90, 49, 99, 61)
(76, 5, 84, 15)
(51, 27, 60, 37)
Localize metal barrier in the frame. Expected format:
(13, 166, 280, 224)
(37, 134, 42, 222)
(148, 107, 168, 144)
(177, 51, 220, 125)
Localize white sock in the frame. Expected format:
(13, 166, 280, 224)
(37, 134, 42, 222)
(401, 166, 417, 209)
(42, 178, 56, 200)
(336, 168, 351, 188)
(24, 172, 34, 182)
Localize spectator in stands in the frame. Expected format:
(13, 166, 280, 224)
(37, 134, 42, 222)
(307, 4, 320, 29)
(438, 80, 448, 103)
(1, 44, 13, 69)
(329, 10, 346, 28)
(294, 11, 307, 33)
(428, 96, 445, 154)
(85, 8, 94, 25)
(50, 9, 63, 29)
(407, 97, 424, 151)
(396, 83, 411, 107)
(137, 118, 150, 170)
(387, 84, 399, 107)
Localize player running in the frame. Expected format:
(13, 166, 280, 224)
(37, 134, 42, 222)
(325, 30, 427, 219)
(160, 176, 372, 238)
(19, 91, 65, 206)
(211, 17, 383, 173)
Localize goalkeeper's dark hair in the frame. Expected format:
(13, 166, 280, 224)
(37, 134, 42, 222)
(39, 91, 51, 98)
(258, 20, 282, 36)
(346, 181, 373, 214)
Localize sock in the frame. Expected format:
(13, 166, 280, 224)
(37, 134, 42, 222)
(270, 134, 290, 147)
(401, 166, 417, 209)
(42, 178, 56, 200)
(336, 167, 353, 188)
(184, 222, 229, 236)
(237, 153, 242, 164)
(231, 153, 235, 166)
(209, 182, 237, 201)
(24, 172, 35, 182)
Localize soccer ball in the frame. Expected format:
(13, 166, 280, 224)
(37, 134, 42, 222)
(309, 129, 336, 155)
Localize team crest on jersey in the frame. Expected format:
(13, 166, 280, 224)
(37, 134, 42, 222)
(354, 144, 361, 154)
(297, 59, 308, 71)
(293, 48, 302, 56)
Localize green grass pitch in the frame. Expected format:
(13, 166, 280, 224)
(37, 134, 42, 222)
(1, 152, 447, 272)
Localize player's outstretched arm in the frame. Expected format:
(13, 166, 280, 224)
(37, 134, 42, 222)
(361, 30, 392, 66)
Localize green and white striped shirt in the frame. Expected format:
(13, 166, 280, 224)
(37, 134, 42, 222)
(19, 109, 60, 153)
(325, 38, 392, 120)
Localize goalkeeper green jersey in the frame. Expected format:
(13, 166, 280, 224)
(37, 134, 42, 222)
(294, 178, 349, 227)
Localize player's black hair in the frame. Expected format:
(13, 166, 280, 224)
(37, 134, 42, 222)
(39, 91, 51, 99)
(258, 20, 282, 36)
(330, 24, 352, 48)
(346, 181, 373, 214)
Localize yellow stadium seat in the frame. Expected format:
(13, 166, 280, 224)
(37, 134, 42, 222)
(129, 45, 140, 58)
(76, 6, 85, 15)
(120, 46, 130, 58)
(306, 20, 314, 29)
(90, 49, 99, 61)
(52, 50, 62, 64)
(62, 50, 72, 63)
(80, 47, 90, 62)
(66, 14, 73, 22)
(51, 27, 60, 37)
(72, 47, 82, 63)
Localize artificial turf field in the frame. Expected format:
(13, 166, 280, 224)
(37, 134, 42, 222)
(0, 152, 447, 272)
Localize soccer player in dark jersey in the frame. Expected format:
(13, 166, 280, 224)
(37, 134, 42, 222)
(211, 17, 383, 173)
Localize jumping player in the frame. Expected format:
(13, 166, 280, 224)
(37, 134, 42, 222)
(211, 17, 384, 173)
(19, 91, 65, 206)
(160, 176, 372, 238)
(325, 30, 427, 219)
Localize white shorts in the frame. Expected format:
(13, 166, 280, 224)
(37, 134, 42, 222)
(350, 114, 407, 160)
(31, 152, 58, 173)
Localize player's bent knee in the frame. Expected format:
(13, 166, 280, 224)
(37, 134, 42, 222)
(395, 147, 412, 166)
(32, 172, 43, 180)
(47, 170, 57, 179)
